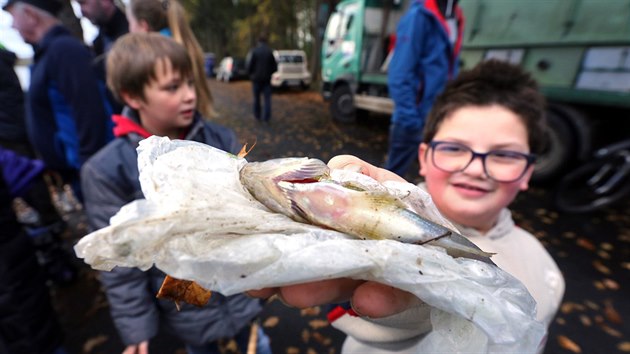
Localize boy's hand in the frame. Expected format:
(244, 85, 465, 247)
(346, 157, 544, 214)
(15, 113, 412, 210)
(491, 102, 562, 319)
(328, 155, 406, 183)
(122, 341, 149, 354)
(247, 155, 419, 318)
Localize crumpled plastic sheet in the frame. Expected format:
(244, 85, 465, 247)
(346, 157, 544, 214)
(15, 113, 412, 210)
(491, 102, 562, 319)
(74, 136, 545, 353)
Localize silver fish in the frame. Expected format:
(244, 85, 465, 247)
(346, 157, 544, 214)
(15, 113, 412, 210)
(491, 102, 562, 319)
(240, 158, 494, 264)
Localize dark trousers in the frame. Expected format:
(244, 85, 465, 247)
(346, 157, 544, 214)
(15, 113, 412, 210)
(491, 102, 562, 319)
(384, 122, 424, 178)
(252, 80, 272, 121)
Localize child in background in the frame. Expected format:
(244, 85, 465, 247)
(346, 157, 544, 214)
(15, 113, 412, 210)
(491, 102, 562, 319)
(125, 0, 216, 119)
(81, 33, 271, 354)
(248, 60, 565, 353)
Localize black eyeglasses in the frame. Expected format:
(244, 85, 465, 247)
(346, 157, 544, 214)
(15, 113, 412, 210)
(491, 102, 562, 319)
(427, 141, 536, 182)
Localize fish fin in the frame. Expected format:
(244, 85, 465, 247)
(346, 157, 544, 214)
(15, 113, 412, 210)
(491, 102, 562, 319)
(276, 181, 310, 223)
(274, 158, 329, 183)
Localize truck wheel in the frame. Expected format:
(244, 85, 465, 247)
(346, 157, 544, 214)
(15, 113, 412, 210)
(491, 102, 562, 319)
(531, 109, 576, 183)
(330, 85, 356, 123)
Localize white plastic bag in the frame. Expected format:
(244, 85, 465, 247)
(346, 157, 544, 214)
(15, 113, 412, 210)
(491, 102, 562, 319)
(74, 136, 545, 353)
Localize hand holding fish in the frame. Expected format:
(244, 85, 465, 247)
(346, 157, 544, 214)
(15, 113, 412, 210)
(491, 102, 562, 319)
(247, 155, 425, 318)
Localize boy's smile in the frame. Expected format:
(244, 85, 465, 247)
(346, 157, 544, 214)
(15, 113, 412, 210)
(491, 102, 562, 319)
(419, 104, 534, 233)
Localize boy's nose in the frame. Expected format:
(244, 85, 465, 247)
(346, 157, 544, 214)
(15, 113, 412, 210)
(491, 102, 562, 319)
(463, 155, 486, 177)
(184, 86, 196, 102)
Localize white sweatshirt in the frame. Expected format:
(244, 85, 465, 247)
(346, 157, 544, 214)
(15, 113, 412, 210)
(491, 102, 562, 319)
(330, 208, 565, 353)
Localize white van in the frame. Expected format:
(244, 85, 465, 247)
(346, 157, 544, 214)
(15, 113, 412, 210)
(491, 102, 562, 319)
(271, 50, 312, 89)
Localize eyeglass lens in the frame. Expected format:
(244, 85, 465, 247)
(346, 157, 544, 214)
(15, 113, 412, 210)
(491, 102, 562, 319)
(431, 142, 530, 182)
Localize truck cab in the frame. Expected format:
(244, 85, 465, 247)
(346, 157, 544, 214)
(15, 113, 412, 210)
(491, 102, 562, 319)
(321, 0, 404, 123)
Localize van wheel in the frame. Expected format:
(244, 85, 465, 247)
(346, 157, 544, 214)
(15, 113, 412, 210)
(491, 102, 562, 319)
(531, 109, 576, 183)
(330, 85, 356, 123)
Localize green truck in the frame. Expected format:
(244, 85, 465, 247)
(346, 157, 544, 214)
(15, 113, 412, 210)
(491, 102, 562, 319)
(321, 0, 630, 181)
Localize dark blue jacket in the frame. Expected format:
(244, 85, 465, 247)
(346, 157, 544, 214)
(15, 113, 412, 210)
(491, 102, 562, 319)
(81, 108, 263, 346)
(0, 48, 27, 143)
(246, 41, 277, 83)
(27, 25, 111, 173)
(388, 0, 464, 130)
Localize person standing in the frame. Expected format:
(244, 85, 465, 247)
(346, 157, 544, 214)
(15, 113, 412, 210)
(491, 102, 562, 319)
(246, 35, 277, 122)
(0, 146, 67, 354)
(0, 43, 76, 285)
(4, 0, 112, 200)
(126, 0, 217, 119)
(82, 33, 271, 354)
(385, 0, 464, 177)
(77, 0, 129, 114)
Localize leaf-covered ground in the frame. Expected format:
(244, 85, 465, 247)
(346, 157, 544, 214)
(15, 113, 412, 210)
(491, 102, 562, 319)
(51, 79, 628, 354)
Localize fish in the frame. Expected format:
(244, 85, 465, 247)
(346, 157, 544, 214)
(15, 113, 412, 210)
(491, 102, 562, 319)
(240, 157, 494, 264)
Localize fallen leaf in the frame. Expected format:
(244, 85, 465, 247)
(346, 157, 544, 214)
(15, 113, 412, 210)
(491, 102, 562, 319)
(600, 242, 613, 251)
(561, 302, 585, 314)
(603, 278, 620, 290)
(263, 316, 279, 328)
(597, 250, 611, 259)
(600, 323, 623, 337)
(557, 335, 581, 353)
(301, 307, 321, 317)
(562, 231, 576, 239)
(604, 300, 623, 324)
(301, 329, 310, 343)
(618, 341, 630, 352)
(584, 300, 600, 310)
(286, 347, 300, 354)
(593, 281, 605, 290)
(82, 334, 108, 354)
(308, 319, 329, 330)
(579, 315, 592, 327)
(592, 260, 611, 275)
(577, 238, 596, 251)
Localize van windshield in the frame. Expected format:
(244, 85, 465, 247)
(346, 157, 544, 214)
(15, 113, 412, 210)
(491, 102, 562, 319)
(278, 55, 304, 63)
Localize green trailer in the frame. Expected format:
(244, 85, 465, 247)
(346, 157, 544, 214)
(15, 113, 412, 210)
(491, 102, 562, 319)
(321, 0, 630, 181)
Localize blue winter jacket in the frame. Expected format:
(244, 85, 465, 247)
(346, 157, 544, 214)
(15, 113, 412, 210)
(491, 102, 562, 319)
(81, 108, 263, 346)
(27, 25, 111, 172)
(388, 0, 464, 130)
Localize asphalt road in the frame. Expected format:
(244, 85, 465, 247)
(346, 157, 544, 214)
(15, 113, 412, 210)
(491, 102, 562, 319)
(55, 79, 628, 354)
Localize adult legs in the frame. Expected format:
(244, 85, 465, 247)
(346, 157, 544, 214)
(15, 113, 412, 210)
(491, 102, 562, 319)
(262, 81, 272, 121)
(252, 81, 262, 120)
(384, 123, 423, 177)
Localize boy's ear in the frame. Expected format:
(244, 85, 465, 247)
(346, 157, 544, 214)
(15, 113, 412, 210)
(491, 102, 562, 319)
(121, 91, 143, 110)
(418, 143, 429, 177)
(518, 165, 535, 191)
(139, 19, 151, 32)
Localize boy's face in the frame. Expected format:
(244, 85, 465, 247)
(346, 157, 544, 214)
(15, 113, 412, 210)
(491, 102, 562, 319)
(126, 59, 196, 138)
(418, 105, 534, 232)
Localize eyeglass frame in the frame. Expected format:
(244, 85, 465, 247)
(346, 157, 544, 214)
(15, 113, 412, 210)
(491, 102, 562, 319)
(425, 140, 537, 182)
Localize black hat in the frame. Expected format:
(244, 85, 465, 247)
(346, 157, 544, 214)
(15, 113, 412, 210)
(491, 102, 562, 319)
(3, 0, 63, 16)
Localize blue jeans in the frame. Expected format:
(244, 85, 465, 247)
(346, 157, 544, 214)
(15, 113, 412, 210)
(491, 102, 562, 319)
(384, 122, 423, 177)
(186, 324, 272, 354)
(252, 81, 272, 121)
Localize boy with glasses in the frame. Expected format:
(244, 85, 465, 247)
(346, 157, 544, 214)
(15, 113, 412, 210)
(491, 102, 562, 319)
(248, 59, 565, 353)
